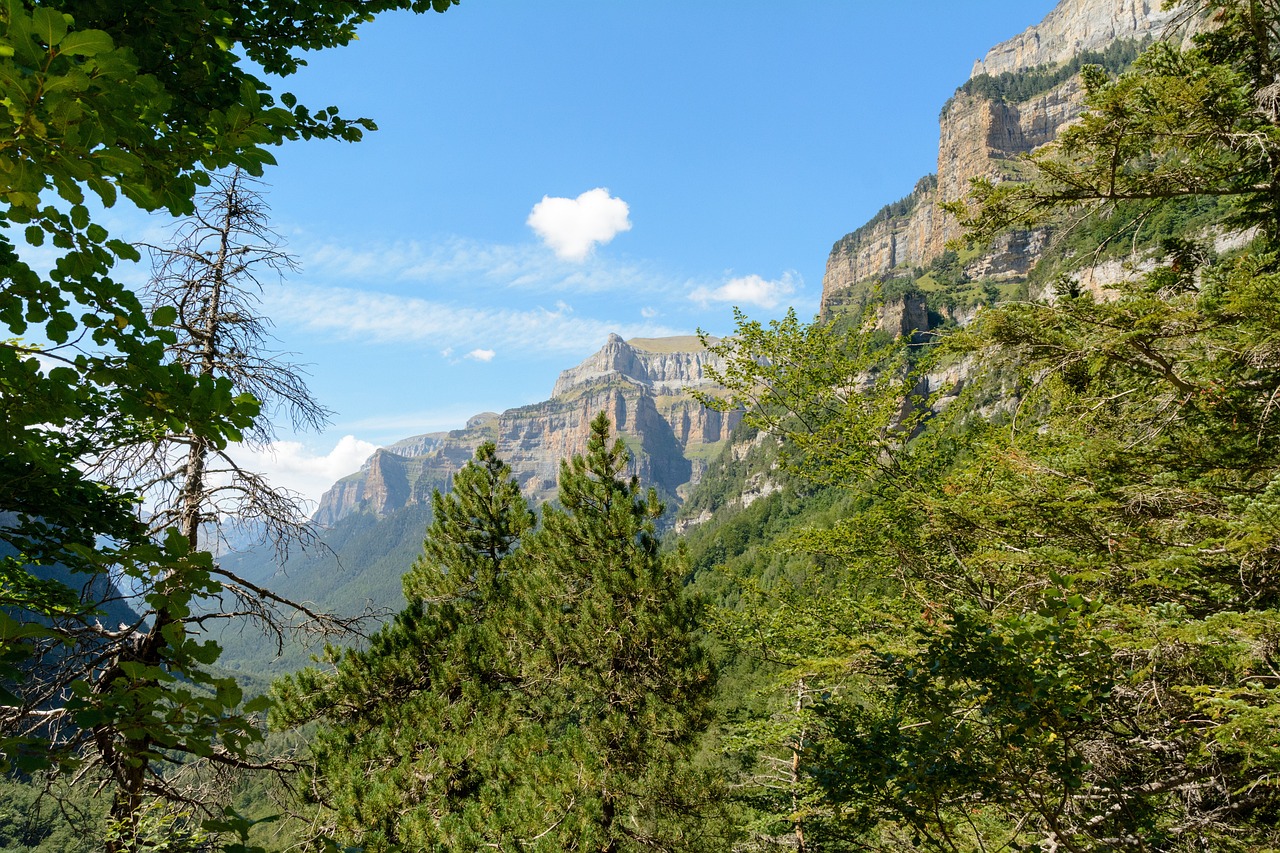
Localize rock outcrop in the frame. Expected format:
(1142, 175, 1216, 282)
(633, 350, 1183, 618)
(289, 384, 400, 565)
(820, 0, 1179, 317)
(313, 336, 741, 527)
(971, 0, 1178, 78)
(821, 78, 1081, 314)
(551, 334, 724, 397)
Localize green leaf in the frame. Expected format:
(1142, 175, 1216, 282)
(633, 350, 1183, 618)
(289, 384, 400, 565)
(151, 305, 177, 327)
(56, 28, 113, 57)
(30, 7, 68, 47)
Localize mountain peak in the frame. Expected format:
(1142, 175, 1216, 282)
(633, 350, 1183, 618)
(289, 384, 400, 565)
(551, 334, 720, 399)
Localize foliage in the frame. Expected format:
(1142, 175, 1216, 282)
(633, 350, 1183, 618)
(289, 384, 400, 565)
(699, 307, 927, 491)
(512, 413, 720, 851)
(1, 0, 462, 844)
(946, 2, 1280, 246)
(694, 4, 1280, 849)
(274, 426, 723, 851)
(43, 172, 355, 841)
(0, 776, 104, 852)
(941, 37, 1146, 117)
(214, 503, 436, 677)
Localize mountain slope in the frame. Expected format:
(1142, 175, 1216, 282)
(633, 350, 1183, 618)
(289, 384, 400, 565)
(314, 333, 739, 527)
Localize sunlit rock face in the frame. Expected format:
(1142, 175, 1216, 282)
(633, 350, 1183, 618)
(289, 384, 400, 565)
(820, 0, 1178, 317)
(313, 335, 740, 527)
(970, 0, 1177, 79)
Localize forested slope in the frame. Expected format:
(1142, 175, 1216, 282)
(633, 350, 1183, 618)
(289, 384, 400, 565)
(669, 5, 1280, 848)
(9, 2, 1280, 851)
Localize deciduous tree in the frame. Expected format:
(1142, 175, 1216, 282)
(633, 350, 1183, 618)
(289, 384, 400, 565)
(0, 0, 463, 836)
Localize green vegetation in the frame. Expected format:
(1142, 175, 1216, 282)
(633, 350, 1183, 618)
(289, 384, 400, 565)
(690, 4, 1280, 849)
(10, 2, 1280, 851)
(0, 778, 104, 853)
(0, 0, 462, 847)
(214, 503, 436, 676)
(942, 37, 1147, 117)
(273, 423, 722, 851)
(1024, 194, 1238, 290)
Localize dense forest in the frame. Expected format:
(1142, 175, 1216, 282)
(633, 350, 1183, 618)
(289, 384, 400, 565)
(5, 0, 1280, 851)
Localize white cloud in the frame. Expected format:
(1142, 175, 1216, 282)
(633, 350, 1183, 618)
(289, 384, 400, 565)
(690, 272, 799, 310)
(264, 284, 686, 355)
(526, 188, 632, 262)
(467, 348, 496, 362)
(235, 435, 378, 508)
(640, 306, 658, 319)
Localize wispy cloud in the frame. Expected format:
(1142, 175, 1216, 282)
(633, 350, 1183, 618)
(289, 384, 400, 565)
(294, 234, 661, 297)
(263, 284, 686, 354)
(690, 272, 800, 310)
(235, 435, 378, 507)
(527, 188, 632, 262)
(467, 348, 496, 362)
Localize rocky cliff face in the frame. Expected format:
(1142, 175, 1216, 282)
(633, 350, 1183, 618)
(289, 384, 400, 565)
(821, 78, 1082, 313)
(971, 0, 1177, 78)
(820, 0, 1177, 316)
(551, 334, 724, 397)
(312, 443, 473, 527)
(313, 335, 741, 527)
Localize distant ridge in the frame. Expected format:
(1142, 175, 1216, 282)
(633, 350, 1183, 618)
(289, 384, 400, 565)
(312, 334, 740, 527)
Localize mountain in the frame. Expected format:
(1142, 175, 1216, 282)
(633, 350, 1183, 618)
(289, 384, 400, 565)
(221, 0, 1170, 671)
(311, 0, 1183, 541)
(821, 0, 1179, 320)
(313, 333, 740, 527)
(215, 334, 739, 671)
(970, 0, 1178, 77)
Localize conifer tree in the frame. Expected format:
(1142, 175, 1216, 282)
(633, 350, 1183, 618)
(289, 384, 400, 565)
(273, 422, 723, 851)
(508, 412, 718, 852)
(271, 443, 534, 851)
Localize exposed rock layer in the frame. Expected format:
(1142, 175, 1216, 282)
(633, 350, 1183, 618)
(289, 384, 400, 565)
(971, 0, 1177, 78)
(820, 0, 1179, 315)
(820, 79, 1082, 313)
(313, 336, 740, 527)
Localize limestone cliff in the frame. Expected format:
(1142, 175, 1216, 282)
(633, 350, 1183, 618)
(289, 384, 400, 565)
(313, 335, 741, 527)
(552, 334, 724, 397)
(312, 443, 472, 527)
(821, 78, 1080, 313)
(971, 0, 1177, 78)
(820, 0, 1177, 317)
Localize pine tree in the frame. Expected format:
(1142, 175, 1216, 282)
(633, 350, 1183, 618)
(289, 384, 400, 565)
(271, 443, 534, 851)
(508, 412, 718, 852)
(274, 422, 725, 851)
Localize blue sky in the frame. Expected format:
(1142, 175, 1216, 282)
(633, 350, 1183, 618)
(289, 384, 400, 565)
(138, 0, 1060, 504)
